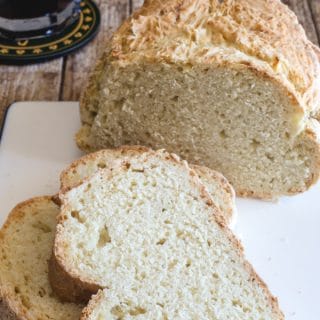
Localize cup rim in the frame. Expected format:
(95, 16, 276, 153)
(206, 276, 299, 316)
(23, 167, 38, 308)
(0, 1, 80, 35)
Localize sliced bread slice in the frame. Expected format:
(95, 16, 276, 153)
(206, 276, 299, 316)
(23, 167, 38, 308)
(50, 150, 283, 319)
(60, 146, 235, 225)
(0, 197, 83, 320)
(78, 0, 320, 199)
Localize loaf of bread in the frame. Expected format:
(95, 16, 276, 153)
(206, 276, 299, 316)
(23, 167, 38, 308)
(78, 0, 320, 199)
(50, 150, 283, 319)
(60, 146, 236, 225)
(0, 197, 83, 320)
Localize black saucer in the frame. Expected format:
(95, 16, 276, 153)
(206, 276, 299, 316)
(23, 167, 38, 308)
(0, 0, 100, 65)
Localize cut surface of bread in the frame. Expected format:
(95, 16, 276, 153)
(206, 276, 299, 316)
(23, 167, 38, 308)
(51, 150, 283, 319)
(78, 0, 320, 199)
(0, 197, 83, 320)
(60, 146, 235, 225)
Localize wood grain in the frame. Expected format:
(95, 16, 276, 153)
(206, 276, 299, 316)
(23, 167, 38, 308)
(61, 0, 130, 101)
(308, 0, 320, 44)
(0, 60, 63, 130)
(283, 0, 319, 45)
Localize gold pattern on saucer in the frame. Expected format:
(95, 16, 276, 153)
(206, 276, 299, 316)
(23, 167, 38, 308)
(17, 40, 29, 47)
(0, 0, 99, 63)
(33, 48, 42, 54)
(49, 45, 58, 50)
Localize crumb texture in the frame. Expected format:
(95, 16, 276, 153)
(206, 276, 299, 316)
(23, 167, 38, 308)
(0, 197, 83, 320)
(79, 64, 320, 198)
(60, 147, 235, 224)
(79, 0, 320, 199)
(54, 153, 283, 319)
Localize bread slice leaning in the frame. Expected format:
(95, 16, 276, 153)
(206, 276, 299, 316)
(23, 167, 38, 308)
(50, 150, 283, 319)
(78, 0, 320, 199)
(60, 146, 236, 225)
(0, 197, 83, 320)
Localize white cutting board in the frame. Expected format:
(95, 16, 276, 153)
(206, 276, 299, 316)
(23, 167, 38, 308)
(0, 102, 319, 320)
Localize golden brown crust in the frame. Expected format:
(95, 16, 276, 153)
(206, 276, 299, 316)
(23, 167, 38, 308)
(109, 0, 320, 116)
(48, 253, 100, 303)
(60, 145, 151, 190)
(205, 211, 284, 319)
(0, 296, 22, 320)
(75, 124, 96, 153)
(192, 164, 235, 219)
(0, 196, 53, 228)
(79, 290, 104, 320)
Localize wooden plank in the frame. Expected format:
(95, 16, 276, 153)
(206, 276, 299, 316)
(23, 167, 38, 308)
(282, 0, 319, 45)
(131, 0, 144, 12)
(61, 0, 130, 101)
(308, 0, 320, 44)
(0, 60, 63, 130)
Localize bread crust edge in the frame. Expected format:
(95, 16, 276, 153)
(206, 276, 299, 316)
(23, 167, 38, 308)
(51, 149, 284, 319)
(0, 196, 58, 320)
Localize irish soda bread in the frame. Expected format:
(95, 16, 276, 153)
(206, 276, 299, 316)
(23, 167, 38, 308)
(78, 0, 320, 199)
(60, 146, 236, 224)
(50, 150, 283, 319)
(0, 197, 83, 320)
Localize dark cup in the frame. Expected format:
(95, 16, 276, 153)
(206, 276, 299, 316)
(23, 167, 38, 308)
(0, 0, 81, 39)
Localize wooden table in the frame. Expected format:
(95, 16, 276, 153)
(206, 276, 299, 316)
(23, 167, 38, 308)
(0, 0, 319, 128)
